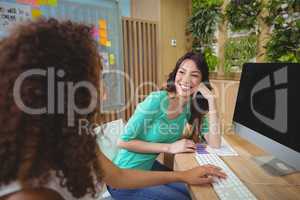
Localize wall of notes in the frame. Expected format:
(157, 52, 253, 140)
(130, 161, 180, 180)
(0, 0, 125, 112)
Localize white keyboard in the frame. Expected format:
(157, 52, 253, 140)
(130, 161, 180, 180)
(195, 153, 257, 200)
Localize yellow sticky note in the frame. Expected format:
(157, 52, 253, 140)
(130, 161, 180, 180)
(106, 41, 111, 47)
(99, 29, 107, 38)
(37, 0, 48, 5)
(99, 37, 108, 46)
(32, 9, 42, 19)
(99, 19, 107, 29)
(48, 0, 58, 6)
(109, 54, 115, 65)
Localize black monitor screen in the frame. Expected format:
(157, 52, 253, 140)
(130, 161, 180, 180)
(233, 63, 300, 153)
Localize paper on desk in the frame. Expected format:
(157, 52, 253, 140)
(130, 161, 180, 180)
(205, 137, 239, 156)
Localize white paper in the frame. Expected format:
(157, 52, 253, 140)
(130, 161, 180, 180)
(0, 2, 31, 34)
(205, 137, 239, 156)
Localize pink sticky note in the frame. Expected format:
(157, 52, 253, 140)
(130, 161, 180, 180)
(92, 27, 99, 38)
(17, 0, 39, 7)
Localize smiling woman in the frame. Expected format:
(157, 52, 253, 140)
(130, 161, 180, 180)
(109, 52, 221, 200)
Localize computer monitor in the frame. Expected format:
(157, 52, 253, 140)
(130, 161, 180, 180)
(233, 63, 300, 175)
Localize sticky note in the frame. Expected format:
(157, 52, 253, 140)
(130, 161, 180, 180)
(32, 0, 39, 6)
(37, 0, 48, 5)
(17, 0, 29, 5)
(99, 19, 107, 29)
(92, 27, 98, 38)
(109, 54, 115, 65)
(106, 40, 111, 47)
(196, 144, 208, 154)
(48, 0, 58, 6)
(32, 9, 42, 19)
(99, 37, 107, 46)
(17, 0, 39, 6)
(99, 29, 107, 38)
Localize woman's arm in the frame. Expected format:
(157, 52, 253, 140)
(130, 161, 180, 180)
(118, 139, 196, 154)
(197, 83, 221, 148)
(97, 149, 226, 189)
(204, 99, 221, 148)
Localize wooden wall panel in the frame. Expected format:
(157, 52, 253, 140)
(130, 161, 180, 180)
(122, 17, 159, 120)
(131, 0, 160, 21)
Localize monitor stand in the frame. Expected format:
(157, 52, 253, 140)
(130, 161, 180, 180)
(252, 156, 298, 176)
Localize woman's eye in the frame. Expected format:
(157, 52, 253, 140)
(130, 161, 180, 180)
(192, 74, 199, 78)
(178, 71, 184, 74)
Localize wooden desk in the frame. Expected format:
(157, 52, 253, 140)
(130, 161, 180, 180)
(174, 134, 300, 200)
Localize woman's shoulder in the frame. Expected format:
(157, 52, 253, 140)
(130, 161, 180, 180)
(6, 188, 64, 200)
(142, 90, 168, 104)
(137, 90, 168, 111)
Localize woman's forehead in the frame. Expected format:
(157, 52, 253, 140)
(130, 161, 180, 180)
(179, 59, 200, 73)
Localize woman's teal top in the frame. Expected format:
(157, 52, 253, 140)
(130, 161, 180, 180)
(113, 90, 209, 170)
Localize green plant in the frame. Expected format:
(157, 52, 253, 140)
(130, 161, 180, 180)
(264, 0, 300, 26)
(225, 0, 262, 32)
(192, 0, 223, 10)
(224, 35, 257, 72)
(264, 0, 300, 62)
(266, 18, 300, 62)
(204, 47, 219, 71)
(188, 0, 223, 47)
(278, 53, 299, 62)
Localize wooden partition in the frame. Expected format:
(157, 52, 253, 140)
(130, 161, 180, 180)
(121, 17, 159, 120)
(101, 17, 159, 123)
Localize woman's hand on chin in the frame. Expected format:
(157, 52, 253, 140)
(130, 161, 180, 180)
(196, 82, 215, 102)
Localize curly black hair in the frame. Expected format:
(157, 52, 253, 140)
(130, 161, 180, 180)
(0, 18, 103, 198)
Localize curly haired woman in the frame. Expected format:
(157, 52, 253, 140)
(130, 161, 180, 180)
(0, 18, 226, 200)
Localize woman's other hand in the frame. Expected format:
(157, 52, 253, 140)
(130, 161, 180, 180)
(168, 139, 196, 154)
(180, 164, 227, 185)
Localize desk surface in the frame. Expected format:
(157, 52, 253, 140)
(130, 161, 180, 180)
(174, 134, 300, 200)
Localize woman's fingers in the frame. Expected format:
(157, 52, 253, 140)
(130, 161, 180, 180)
(184, 139, 196, 148)
(206, 168, 227, 179)
(183, 139, 195, 145)
(184, 148, 196, 153)
(209, 170, 227, 179)
(185, 143, 196, 149)
(199, 164, 227, 179)
(197, 177, 214, 185)
(197, 82, 215, 99)
(203, 164, 221, 170)
(183, 146, 196, 152)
